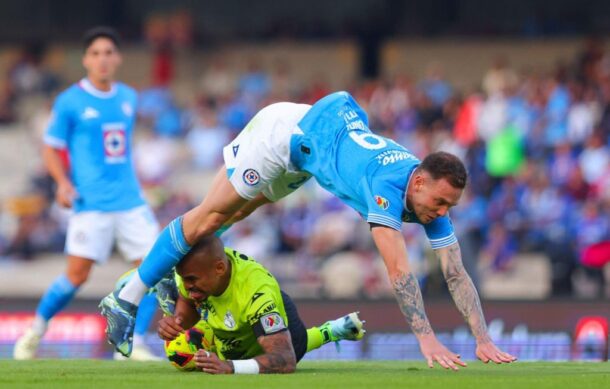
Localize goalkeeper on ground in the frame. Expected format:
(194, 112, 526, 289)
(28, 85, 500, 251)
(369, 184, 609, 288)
(155, 235, 364, 374)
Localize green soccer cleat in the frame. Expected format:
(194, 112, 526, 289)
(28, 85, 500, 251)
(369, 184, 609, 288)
(154, 272, 178, 316)
(319, 311, 366, 351)
(99, 291, 138, 357)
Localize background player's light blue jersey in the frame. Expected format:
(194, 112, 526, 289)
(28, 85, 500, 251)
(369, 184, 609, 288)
(44, 78, 145, 213)
(290, 91, 457, 249)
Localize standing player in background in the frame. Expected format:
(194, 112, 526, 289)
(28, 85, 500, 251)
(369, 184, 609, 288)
(14, 27, 161, 361)
(102, 91, 516, 369)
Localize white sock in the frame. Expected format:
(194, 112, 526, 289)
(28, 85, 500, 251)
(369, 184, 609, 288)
(31, 315, 48, 337)
(133, 334, 146, 348)
(118, 270, 147, 305)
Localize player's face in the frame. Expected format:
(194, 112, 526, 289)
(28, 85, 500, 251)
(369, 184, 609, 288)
(82, 37, 121, 83)
(410, 173, 463, 224)
(177, 258, 227, 302)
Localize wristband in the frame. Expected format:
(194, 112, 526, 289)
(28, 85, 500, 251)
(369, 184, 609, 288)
(232, 359, 260, 374)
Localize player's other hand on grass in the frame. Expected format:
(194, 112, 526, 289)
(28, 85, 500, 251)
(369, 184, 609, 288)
(475, 339, 517, 364)
(419, 334, 467, 371)
(157, 316, 184, 341)
(195, 350, 233, 374)
(56, 181, 78, 208)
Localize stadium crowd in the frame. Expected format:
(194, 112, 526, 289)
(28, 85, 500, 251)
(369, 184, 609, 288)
(1, 37, 609, 300)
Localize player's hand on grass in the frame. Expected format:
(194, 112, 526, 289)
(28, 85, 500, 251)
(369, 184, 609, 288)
(419, 334, 467, 371)
(157, 316, 184, 341)
(195, 350, 233, 374)
(475, 340, 517, 364)
(56, 181, 78, 208)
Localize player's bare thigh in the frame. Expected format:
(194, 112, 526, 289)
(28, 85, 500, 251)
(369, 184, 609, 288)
(226, 193, 272, 225)
(182, 166, 249, 245)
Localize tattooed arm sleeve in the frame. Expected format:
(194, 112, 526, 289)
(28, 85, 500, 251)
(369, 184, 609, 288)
(253, 331, 297, 374)
(371, 226, 434, 337)
(435, 242, 491, 343)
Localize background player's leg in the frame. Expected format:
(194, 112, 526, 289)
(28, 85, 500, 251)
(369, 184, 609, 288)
(129, 260, 162, 361)
(13, 256, 94, 359)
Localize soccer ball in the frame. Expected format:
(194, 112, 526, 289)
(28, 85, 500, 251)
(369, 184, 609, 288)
(164, 322, 215, 371)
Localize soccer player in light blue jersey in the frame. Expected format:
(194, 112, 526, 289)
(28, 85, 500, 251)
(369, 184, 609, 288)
(102, 91, 516, 369)
(14, 27, 160, 361)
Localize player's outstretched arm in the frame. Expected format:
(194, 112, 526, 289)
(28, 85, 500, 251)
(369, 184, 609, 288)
(435, 242, 517, 364)
(252, 331, 297, 373)
(371, 226, 466, 370)
(195, 331, 296, 374)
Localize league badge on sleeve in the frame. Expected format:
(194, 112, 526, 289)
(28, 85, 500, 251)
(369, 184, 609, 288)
(243, 169, 260, 186)
(374, 195, 390, 210)
(260, 312, 286, 334)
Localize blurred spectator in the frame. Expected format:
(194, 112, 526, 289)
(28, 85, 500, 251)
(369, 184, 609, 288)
(134, 128, 180, 186)
(483, 56, 518, 97)
(579, 133, 609, 184)
(418, 62, 453, 107)
(199, 57, 236, 101)
(185, 104, 230, 170)
(541, 74, 570, 148)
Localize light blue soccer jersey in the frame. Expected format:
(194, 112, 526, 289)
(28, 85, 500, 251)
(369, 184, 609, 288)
(44, 78, 145, 213)
(290, 91, 457, 249)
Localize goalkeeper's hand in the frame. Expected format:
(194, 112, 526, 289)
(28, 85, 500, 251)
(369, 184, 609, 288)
(158, 316, 184, 341)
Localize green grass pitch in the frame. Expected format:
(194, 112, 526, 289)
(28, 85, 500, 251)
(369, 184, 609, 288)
(1, 360, 609, 389)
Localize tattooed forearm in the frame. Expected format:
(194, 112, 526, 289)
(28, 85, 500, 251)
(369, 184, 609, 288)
(255, 332, 297, 373)
(392, 272, 433, 336)
(438, 243, 490, 342)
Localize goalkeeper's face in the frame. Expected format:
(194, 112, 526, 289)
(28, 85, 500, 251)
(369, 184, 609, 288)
(176, 253, 230, 301)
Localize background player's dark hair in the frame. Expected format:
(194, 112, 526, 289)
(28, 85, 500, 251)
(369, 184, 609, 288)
(82, 26, 120, 51)
(418, 151, 468, 189)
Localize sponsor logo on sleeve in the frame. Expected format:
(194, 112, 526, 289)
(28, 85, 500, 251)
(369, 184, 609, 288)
(260, 312, 286, 334)
(243, 169, 260, 186)
(374, 195, 390, 210)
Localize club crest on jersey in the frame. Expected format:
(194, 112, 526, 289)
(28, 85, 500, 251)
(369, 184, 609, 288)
(243, 169, 260, 186)
(102, 123, 127, 163)
(122, 102, 133, 117)
(375, 195, 390, 210)
(260, 312, 286, 334)
(224, 310, 236, 329)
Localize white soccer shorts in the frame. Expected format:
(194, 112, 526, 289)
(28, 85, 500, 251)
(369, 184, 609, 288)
(65, 205, 160, 263)
(223, 102, 312, 202)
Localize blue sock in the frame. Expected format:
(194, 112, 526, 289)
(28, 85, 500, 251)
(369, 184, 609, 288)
(134, 292, 157, 336)
(138, 216, 191, 287)
(36, 274, 79, 321)
(214, 224, 232, 237)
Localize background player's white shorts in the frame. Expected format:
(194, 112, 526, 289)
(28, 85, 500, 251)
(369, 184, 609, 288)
(223, 102, 313, 202)
(65, 205, 160, 263)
